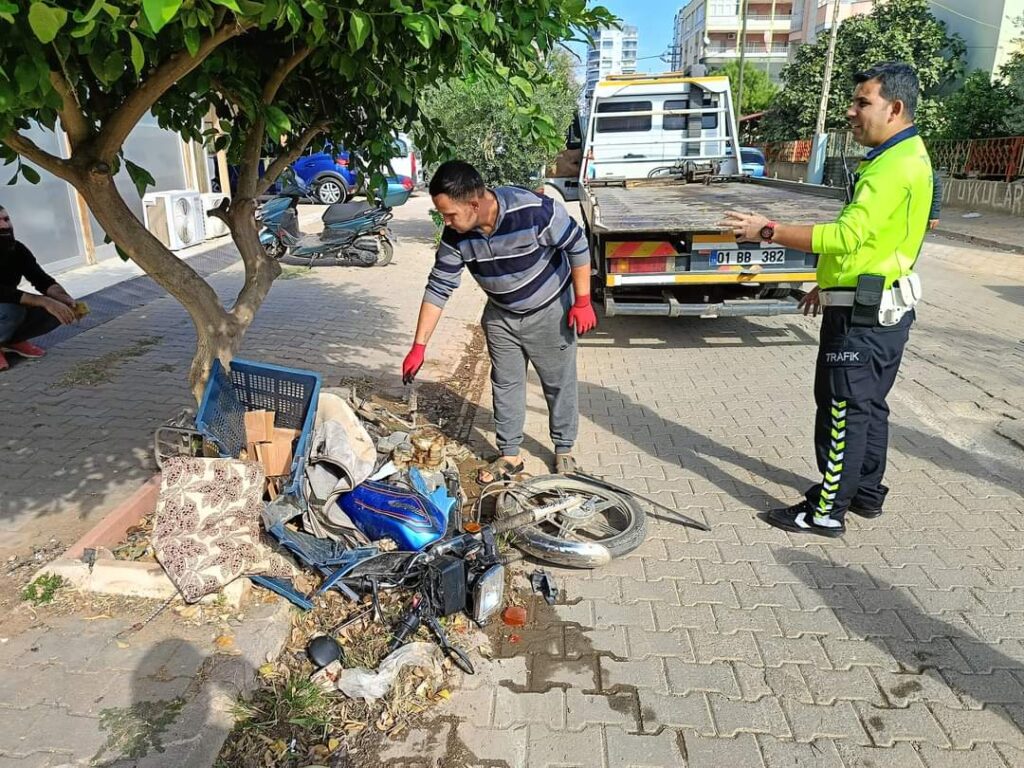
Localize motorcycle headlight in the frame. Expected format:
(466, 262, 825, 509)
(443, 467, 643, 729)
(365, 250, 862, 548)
(472, 564, 505, 625)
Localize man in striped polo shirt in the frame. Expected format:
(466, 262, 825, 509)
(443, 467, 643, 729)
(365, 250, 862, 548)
(401, 160, 596, 482)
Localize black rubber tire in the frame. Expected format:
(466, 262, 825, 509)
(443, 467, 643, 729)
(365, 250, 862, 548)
(376, 237, 394, 266)
(264, 238, 286, 260)
(313, 177, 349, 205)
(759, 286, 793, 300)
(496, 474, 647, 561)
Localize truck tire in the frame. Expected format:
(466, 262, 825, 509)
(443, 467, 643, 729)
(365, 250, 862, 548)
(759, 286, 793, 300)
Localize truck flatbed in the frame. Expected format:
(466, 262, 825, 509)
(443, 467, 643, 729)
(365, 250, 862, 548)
(586, 178, 845, 234)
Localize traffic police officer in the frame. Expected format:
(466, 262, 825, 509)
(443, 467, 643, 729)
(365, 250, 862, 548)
(721, 61, 933, 537)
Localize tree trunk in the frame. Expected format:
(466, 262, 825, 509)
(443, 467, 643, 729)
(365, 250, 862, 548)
(78, 169, 258, 402)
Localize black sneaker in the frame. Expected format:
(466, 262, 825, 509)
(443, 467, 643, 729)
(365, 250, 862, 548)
(849, 504, 883, 519)
(766, 501, 845, 538)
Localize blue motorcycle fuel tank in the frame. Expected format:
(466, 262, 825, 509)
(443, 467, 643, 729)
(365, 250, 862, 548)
(337, 479, 449, 551)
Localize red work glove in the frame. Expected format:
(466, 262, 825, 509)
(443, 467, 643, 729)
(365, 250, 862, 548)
(402, 343, 426, 384)
(568, 294, 597, 335)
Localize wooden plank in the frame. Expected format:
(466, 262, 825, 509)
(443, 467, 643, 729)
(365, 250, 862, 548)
(587, 180, 845, 234)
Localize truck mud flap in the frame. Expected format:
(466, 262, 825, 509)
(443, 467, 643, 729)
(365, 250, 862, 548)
(605, 294, 803, 319)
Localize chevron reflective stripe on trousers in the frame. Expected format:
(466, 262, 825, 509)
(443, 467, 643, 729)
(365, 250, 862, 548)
(818, 398, 847, 515)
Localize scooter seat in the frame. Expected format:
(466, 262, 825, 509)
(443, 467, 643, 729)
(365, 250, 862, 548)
(323, 201, 373, 224)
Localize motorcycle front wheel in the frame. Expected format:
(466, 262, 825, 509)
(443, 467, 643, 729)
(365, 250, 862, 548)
(496, 475, 647, 567)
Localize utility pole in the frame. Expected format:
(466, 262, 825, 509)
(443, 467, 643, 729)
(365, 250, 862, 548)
(735, 0, 749, 121)
(808, 0, 842, 185)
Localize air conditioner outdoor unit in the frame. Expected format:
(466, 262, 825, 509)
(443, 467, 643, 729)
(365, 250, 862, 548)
(201, 192, 231, 239)
(142, 190, 206, 251)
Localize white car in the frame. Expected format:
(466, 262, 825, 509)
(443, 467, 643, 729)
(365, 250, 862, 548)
(390, 133, 424, 189)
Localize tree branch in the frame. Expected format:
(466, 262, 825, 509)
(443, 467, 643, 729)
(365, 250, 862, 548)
(94, 20, 250, 161)
(49, 71, 90, 149)
(2, 132, 75, 182)
(263, 47, 312, 105)
(235, 47, 313, 199)
(255, 122, 328, 197)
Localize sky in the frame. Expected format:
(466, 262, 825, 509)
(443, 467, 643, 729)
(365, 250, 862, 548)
(566, 0, 691, 78)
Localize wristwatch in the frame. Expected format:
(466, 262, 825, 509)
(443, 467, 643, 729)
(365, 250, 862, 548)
(760, 220, 778, 243)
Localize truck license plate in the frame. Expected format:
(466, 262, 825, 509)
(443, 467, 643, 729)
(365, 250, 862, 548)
(710, 248, 786, 266)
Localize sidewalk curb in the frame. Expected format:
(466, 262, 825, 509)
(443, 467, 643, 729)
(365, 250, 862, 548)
(932, 228, 1024, 255)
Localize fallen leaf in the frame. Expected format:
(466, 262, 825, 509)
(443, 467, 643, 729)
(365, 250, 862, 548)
(436, 689, 451, 700)
(116, 640, 130, 649)
(214, 634, 234, 650)
(258, 663, 277, 679)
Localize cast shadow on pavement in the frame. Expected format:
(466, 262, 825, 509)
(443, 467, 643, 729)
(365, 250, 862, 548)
(581, 312, 818, 350)
(93, 639, 255, 768)
(891, 424, 1024, 498)
(442, 374, 812, 512)
(0, 273, 404, 530)
(776, 548, 1024, 740)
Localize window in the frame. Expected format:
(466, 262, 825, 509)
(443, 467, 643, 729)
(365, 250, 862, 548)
(741, 148, 766, 165)
(595, 100, 652, 133)
(663, 99, 689, 130)
(392, 138, 409, 158)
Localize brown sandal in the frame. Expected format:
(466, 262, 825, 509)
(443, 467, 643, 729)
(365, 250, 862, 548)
(476, 456, 525, 484)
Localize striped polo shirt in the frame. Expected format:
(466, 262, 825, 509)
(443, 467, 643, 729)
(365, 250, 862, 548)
(423, 186, 591, 314)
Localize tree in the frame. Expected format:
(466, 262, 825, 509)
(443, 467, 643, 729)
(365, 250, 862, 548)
(1001, 16, 1024, 135)
(761, 0, 965, 140)
(711, 61, 777, 115)
(416, 50, 579, 187)
(0, 0, 614, 400)
(935, 70, 1015, 140)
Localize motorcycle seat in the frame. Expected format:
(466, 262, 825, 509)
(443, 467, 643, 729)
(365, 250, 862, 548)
(323, 201, 373, 224)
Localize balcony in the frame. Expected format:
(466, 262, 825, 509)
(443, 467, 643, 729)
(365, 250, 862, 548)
(704, 43, 790, 57)
(707, 14, 793, 32)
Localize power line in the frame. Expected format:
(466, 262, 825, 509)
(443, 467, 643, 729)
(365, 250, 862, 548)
(927, 1, 1001, 30)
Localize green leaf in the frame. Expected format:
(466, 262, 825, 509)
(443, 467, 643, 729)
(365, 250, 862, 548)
(20, 165, 41, 184)
(15, 60, 38, 95)
(303, 0, 326, 20)
(402, 15, 433, 49)
(74, 0, 105, 23)
(28, 3, 68, 44)
(142, 0, 182, 34)
(348, 10, 371, 51)
(71, 20, 96, 38)
(128, 32, 145, 77)
(264, 105, 291, 140)
(448, 3, 467, 16)
(510, 76, 534, 97)
(184, 27, 200, 57)
(125, 159, 156, 198)
(210, 0, 242, 11)
(480, 10, 495, 34)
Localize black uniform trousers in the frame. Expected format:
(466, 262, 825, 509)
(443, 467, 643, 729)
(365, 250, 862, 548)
(803, 306, 914, 521)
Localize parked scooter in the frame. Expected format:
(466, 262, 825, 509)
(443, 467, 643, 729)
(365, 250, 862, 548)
(257, 171, 409, 267)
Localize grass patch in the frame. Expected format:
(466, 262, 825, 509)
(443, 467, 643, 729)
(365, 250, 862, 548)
(53, 336, 163, 389)
(20, 573, 66, 605)
(276, 266, 310, 280)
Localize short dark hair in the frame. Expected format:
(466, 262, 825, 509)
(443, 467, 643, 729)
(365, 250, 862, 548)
(854, 61, 919, 119)
(429, 160, 485, 201)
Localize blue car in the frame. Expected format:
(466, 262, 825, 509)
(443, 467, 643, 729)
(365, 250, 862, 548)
(292, 145, 359, 205)
(739, 147, 767, 177)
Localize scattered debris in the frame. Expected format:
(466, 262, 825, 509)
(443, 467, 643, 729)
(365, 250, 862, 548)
(530, 570, 559, 605)
(52, 336, 162, 389)
(337, 642, 441, 703)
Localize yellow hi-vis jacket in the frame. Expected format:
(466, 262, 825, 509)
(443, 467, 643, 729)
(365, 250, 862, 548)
(812, 126, 933, 290)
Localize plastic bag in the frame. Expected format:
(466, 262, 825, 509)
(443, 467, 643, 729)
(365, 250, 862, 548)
(336, 642, 441, 702)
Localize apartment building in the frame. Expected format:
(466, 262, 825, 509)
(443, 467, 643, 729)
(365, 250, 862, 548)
(788, 0, 876, 48)
(927, 0, 1023, 79)
(671, 1, 795, 82)
(581, 25, 639, 118)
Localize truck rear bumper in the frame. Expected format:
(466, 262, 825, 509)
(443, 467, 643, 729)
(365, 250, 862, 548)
(605, 294, 804, 318)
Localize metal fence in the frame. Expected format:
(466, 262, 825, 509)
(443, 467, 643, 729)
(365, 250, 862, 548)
(926, 137, 1024, 182)
(759, 133, 1024, 182)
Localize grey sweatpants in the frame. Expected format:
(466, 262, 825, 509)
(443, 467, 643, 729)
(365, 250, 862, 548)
(481, 292, 579, 456)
